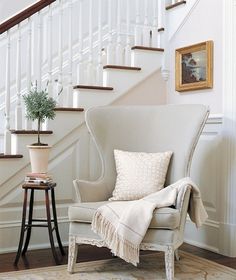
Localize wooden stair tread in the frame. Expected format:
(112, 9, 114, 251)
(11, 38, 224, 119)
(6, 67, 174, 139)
(54, 107, 84, 112)
(0, 153, 23, 159)
(73, 85, 113, 90)
(131, 46, 164, 52)
(10, 130, 53, 135)
(103, 65, 141, 71)
(166, 1, 186, 10)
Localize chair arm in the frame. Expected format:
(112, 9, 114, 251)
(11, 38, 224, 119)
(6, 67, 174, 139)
(73, 178, 111, 203)
(175, 184, 191, 234)
(175, 184, 191, 211)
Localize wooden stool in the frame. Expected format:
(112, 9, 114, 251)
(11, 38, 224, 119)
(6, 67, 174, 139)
(14, 182, 65, 265)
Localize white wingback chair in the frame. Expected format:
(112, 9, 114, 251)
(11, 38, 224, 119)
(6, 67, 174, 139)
(68, 105, 209, 280)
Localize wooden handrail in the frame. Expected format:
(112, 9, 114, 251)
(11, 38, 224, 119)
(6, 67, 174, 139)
(0, 0, 56, 35)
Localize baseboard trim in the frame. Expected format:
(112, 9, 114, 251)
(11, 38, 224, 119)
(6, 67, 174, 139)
(0, 241, 69, 254)
(184, 238, 219, 254)
(0, 216, 69, 229)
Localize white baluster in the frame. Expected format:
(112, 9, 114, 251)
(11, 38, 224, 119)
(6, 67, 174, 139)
(47, 5, 53, 97)
(77, 0, 84, 84)
(57, 0, 64, 105)
(86, 0, 94, 84)
(37, 11, 42, 91)
(125, 0, 131, 66)
(116, 0, 123, 65)
(67, 0, 73, 106)
(42, 4, 54, 131)
(107, 0, 113, 64)
(160, 0, 169, 81)
(96, 0, 103, 85)
(158, 0, 165, 49)
(15, 24, 22, 130)
(151, 0, 158, 48)
(25, 18, 32, 130)
(143, 0, 150, 46)
(134, 0, 142, 46)
(4, 31, 11, 154)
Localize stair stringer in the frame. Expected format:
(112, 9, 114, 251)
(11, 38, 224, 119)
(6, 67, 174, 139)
(0, 49, 164, 184)
(74, 50, 164, 109)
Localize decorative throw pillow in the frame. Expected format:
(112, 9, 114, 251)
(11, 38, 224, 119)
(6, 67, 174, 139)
(109, 149, 173, 201)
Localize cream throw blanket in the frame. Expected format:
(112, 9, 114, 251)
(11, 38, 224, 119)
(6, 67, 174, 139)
(91, 177, 207, 266)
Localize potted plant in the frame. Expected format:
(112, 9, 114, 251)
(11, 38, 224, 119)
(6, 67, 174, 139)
(23, 83, 57, 173)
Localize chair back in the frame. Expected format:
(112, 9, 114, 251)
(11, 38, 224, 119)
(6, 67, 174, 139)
(86, 105, 209, 194)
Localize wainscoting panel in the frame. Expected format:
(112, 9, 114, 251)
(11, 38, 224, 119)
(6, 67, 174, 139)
(184, 114, 223, 252)
(0, 115, 223, 254)
(0, 134, 81, 253)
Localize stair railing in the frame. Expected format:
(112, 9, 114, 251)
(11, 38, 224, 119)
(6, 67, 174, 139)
(0, 0, 167, 155)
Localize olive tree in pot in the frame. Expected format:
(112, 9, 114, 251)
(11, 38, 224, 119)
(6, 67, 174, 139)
(23, 84, 56, 173)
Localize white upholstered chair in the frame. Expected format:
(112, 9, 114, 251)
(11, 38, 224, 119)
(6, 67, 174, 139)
(68, 105, 209, 280)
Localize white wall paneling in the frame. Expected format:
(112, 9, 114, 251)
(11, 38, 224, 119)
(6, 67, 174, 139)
(0, 121, 84, 253)
(218, 0, 236, 257)
(184, 115, 222, 253)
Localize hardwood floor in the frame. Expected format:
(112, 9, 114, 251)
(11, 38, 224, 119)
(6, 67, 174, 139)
(0, 243, 236, 273)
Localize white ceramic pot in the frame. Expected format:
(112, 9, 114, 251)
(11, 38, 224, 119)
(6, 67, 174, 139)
(28, 145, 51, 173)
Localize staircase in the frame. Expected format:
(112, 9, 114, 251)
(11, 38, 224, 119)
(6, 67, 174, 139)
(0, 0, 191, 253)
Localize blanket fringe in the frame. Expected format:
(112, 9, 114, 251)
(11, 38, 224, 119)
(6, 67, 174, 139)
(91, 212, 140, 266)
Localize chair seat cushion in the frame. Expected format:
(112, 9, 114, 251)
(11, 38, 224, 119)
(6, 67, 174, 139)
(68, 201, 180, 230)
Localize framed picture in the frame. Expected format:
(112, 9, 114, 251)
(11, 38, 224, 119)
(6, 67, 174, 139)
(175, 41, 213, 92)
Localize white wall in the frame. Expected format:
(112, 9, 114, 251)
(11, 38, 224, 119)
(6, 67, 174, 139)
(166, 0, 223, 114)
(0, 0, 38, 23)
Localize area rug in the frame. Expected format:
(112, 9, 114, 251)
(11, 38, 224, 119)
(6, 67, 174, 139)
(0, 251, 236, 280)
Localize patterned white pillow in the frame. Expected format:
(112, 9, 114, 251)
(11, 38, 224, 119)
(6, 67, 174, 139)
(109, 149, 173, 201)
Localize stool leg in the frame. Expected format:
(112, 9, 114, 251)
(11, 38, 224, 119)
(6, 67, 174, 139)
(45, 189, 60, 264)
(51, 188, 65, 256)
(14, 189, 28, 266)
(22, 189, 34, 255)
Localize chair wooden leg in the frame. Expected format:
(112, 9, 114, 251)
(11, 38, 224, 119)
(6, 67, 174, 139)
(174, 249, 180, 261)
(165, 246, 174, 280)
(68, 235, 78, 274)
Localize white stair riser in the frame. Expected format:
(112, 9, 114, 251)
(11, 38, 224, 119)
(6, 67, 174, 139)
(103, 70, 142, 90)
(11, 135, 53, 155)
(73, 90, 113, 109)
(131, 50, 164, 71)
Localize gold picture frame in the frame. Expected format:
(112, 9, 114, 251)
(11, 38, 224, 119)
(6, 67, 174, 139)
(175, 41, 213, 92)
